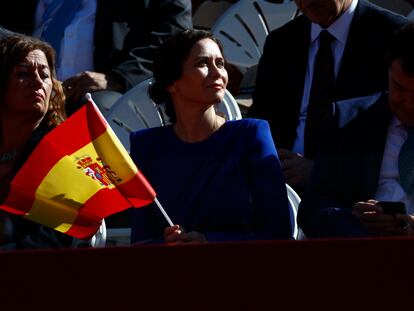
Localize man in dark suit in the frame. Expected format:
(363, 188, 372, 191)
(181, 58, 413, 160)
(0, 0, 193, 113)
(298, 22, 414, 238)
(249, 0, 408, 193)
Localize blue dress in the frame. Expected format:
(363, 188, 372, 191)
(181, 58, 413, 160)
(129, 119, 292, 243)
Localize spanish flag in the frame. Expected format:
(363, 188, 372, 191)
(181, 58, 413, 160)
(0, 96, 156, 240)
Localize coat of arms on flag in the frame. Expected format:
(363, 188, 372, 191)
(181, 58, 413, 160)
(76, 155, 122, 187)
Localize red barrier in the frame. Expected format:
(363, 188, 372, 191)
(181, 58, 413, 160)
(1, 237, 413, 310)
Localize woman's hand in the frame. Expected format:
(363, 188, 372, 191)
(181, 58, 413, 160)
(353, 200, 405, 236)
(164, 224, 184, 243)
(164, 225, 207, 244)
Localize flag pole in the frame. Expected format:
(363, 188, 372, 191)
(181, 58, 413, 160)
(154, 197, 174, 227)
(84, 94, 174, 227)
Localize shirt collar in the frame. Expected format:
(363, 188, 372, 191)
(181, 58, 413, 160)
(392, 116, 403, 129)
(311, 0, 358, 44)
(394, 117, 414, 133)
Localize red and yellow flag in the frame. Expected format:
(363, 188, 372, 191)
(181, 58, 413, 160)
(0, 97, 156, 240)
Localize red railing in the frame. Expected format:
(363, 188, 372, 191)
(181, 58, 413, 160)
(1, 237, 413, 309)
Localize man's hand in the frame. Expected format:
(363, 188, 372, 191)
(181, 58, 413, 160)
(353, 200, 405, 236)
(278, 148, 314, 188)
(62, 71, 122, 105)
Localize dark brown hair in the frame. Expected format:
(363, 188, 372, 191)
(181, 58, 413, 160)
(388, 22, 414, 76)
(148, 29, 225, 123)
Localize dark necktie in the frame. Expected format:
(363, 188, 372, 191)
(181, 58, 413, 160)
(304, 30, 335, 158)
(399, 127, 414, 195)
(41, 0, 82, 57)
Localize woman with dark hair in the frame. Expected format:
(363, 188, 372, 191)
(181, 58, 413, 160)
(130, 29, 292, 244)
(0, 34, 72, 249)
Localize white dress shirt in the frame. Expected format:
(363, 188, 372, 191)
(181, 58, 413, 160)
(34, 0, 97, 81)
(292, 0, 359, 155)
(375, 117, 414, 215)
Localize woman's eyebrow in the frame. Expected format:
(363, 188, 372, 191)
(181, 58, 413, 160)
(16, 62, 50, 70)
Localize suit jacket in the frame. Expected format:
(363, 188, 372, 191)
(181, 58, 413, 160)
(297, 93, 392, 236)
(249, 0, 407, 150)
(0, 0, 193, 91)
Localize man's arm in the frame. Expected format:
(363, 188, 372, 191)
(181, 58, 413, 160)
(109, 0, 193, 91)
(63, 0, 193, 108)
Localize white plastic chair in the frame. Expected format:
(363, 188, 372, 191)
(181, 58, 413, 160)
(104, 227, 131, 246)
(286, 183, 304, 240)
(71, 219, 107, 248)
(106, 78, 242, 152)
(105, 79, 165, 152)
(211, 0, 298, 69)
(90, 219, 107, 247)
(408, 8, 414, 20)
(217, 88, 243, 120)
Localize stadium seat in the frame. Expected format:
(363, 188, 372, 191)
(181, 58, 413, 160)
(286, 184, 305, 240)
(211, 0, 298, 70)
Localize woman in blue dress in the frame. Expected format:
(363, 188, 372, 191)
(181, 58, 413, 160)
(130, 29, 292, 244)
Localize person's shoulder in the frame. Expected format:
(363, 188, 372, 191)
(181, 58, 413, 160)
(227, 118, 270, 132)
(359, 0, 409, 27)
(267, 14, 309, 41)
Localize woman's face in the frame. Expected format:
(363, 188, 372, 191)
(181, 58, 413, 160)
(169, 38, 228, 109)
(3, 49, 53, 120)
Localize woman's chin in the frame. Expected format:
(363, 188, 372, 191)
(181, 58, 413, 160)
(213, 91, 226, 103)
(29, 103, 48, 119)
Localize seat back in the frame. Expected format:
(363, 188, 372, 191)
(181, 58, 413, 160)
(286, 184, 302, 240)
(408, 8, 414, 20)
(219, 88, 243, 120)
(105, 79, 165, 152)
(106, 78, 242, 152)
(90, 219, 107, 247)
(211, 0, 298, 69)
(71, 219, 107, 248)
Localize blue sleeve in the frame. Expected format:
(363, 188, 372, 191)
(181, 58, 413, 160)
(202, 120, 293, 242)
(244, 120, 293, 240)
(129, 122, 293, 244)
